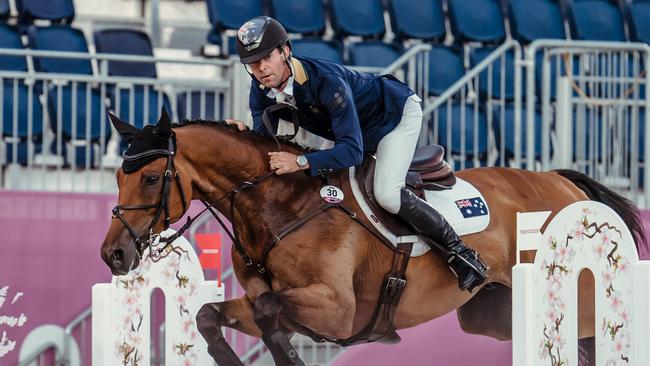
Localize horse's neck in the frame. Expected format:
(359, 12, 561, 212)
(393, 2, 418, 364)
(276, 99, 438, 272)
(176, 125, 318, 243)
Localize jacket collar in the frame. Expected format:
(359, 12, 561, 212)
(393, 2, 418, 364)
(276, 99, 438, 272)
(291, 58, 308, 85)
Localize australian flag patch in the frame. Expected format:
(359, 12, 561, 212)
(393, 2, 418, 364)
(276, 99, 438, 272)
(455, 197, 488, 218)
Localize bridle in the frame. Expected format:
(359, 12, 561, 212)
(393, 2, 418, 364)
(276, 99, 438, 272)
(110, 104, 299, 271)
(111, 134, 188, 259)
(110, 130, 276, 265)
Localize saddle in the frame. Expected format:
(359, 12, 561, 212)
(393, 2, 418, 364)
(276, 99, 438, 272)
(356, 144, 456, 236)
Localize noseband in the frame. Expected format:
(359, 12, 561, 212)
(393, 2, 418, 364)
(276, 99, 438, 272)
(111, 134, 188, 259)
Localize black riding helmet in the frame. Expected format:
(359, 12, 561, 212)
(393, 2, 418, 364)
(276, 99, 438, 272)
(236, 16, 290, 64)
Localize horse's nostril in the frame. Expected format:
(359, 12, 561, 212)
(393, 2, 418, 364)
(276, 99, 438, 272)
(110, 248, 125, 268)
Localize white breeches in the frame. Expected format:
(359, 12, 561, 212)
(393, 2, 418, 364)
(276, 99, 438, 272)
(373, 95, 423, 214)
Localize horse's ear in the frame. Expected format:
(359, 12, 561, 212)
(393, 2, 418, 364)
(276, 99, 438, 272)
(156, 107, 172, 134)
(109, 112, 140, 142)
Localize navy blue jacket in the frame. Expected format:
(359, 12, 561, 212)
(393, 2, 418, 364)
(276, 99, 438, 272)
(249, 56, 414, 175)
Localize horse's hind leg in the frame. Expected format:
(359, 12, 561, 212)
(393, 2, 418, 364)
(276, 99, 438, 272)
(254, 292, 305, 366)
(196, 295, 262, 366)
(456, 283, 512, 340)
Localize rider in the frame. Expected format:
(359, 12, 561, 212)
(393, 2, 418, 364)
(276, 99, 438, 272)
(226, 16, 488, 292)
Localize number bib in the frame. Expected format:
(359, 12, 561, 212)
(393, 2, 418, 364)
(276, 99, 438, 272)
(320, 185, 344, 204)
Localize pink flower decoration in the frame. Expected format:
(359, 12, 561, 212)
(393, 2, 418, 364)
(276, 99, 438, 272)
(602, 232, 611, 245)
(610, 294, 623, 310)
(602, 268, 614, 286)
(593, 244, 606, 259)
(619, 310, 631, 322)
(615, 258, 630, 273)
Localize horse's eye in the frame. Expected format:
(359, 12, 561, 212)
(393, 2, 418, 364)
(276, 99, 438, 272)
(145, 175, 160, 186)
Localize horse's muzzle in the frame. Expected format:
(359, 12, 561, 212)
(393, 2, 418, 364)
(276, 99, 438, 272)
(102, 242, 139, 276)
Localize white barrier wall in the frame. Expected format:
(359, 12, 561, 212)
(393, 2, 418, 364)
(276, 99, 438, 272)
(92, 229, 223, 366)
(514, 201, 650, 366)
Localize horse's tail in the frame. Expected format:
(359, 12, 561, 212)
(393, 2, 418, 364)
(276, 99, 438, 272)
(555, 169, 647, 252)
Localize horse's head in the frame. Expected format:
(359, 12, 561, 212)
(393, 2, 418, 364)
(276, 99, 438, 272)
(101, 109, 192, 275)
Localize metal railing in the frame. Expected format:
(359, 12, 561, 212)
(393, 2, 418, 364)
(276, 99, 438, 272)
(421, 40, 522, 169)
(521, 40, 649, 205)
(0, 48, 238, 192)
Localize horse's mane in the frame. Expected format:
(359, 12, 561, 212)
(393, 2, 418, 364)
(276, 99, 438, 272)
(172, 118, 311, 153)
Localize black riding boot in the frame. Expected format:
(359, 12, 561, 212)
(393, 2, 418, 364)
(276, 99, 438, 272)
(398, 188, 489, 292)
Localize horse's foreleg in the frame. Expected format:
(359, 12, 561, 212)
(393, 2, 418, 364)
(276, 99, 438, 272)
(196, 295, 262, 366)
(253, 292, 305, 366)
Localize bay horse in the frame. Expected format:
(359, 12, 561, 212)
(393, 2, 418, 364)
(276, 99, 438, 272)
(100, 110, 646, 366)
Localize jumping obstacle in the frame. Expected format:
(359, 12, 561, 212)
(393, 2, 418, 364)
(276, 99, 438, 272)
(513, 201, 650, 365)
(92, 229, 223, 366)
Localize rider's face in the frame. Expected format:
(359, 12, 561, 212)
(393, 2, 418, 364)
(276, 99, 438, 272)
(247, 47, 291, 89)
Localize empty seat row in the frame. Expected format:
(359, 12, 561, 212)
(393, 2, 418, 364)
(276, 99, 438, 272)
(428, 101, 545, 169)
(205, 0, 650, 55)
(0, 24, 224, 167)
(0, 0, 75, 24)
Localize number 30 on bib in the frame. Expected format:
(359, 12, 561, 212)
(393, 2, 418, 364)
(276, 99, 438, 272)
(320, 185, 344, 204)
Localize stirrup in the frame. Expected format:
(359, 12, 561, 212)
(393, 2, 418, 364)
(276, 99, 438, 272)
(447, 252, 489, 293)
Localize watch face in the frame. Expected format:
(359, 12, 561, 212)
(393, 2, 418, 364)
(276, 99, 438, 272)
(297, 155, 308, 167)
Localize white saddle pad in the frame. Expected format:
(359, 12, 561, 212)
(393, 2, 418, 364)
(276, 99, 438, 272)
(349, 167, 490, 257)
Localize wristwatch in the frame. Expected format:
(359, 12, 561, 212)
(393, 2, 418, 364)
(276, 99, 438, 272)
(296, 155, 309, 169)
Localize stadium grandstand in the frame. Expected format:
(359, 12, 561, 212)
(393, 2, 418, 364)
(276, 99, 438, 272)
(0, 0, 647, 365)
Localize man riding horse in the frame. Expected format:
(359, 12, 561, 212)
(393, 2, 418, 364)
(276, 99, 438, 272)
(226, 16, 488, 292)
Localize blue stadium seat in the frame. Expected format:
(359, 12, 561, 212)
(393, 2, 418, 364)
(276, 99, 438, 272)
(471, 47, 518, 100)
(387, 0, 446, 42)
(28, 25, 112, 166)
(447, 0, 506, 44)
(2, 82, 44, 138)
(115, 86, 172, 130)
(94, 29, 157, 78)
(269, 0, 325, 36)
(493, 104, 544, 162)
(0, 0, 10, 19)
(0, 25, 43, 166)
(348, 41, 402, 67)
(5, 140, 42, 165)
(506, 0, 567, 44)
(45, 83, 110, 167)
(206, 0, 264, 30)
(329, 0, 385, 39)
(428, 46, 465, 96)
(564, 0, 627, 41)
(205, 0, 264, 46)
(0, 24, 28, 72)
(624, 0, 650, 43)
(17, 0, 75, 24)
(177, 91, 224, 121)
(638, 109, 646, 161)
(435, 103, 489, 169)
(292, 39, 343, 64)
(27, 25, 92, 74)
(46, 84, 108, 141)
(2, 81, 45, 165)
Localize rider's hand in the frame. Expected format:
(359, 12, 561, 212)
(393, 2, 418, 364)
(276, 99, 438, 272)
(268, 152, 307, 175)
(224, 119, 248, 131)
